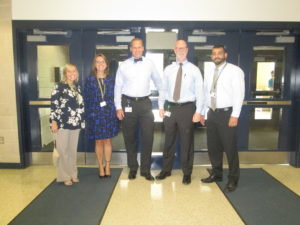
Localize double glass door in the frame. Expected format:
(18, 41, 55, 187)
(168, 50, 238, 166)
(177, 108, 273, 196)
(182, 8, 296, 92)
(20, 28, 297, 167)
(188, 30, 294, 151)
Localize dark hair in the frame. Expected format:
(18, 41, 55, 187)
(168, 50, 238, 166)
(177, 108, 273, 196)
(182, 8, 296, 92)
(92, 53, 109, 76)
(212, 45, 227, 53)
(130, 38, 144, 47)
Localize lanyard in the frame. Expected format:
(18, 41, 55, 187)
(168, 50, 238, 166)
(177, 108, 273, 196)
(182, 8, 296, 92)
(211, 62, 227, 92)
(97, 78, 106, 99)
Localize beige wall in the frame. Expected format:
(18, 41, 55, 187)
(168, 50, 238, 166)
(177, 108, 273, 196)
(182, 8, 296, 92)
(12, 0, 300, 21)
(0, 0, 20, 163)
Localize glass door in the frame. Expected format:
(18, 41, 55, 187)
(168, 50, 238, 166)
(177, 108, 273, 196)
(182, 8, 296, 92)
(185, 31, 241, 151)
(240, 32, 295, 151)
(95, 44, 129, 152)
(82, 30, 132, 155)
(23, 30, 82, 161)
(145, 28, 179, 168)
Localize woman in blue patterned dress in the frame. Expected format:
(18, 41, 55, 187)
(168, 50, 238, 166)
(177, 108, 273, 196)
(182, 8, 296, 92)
(84, 54, 119, 178)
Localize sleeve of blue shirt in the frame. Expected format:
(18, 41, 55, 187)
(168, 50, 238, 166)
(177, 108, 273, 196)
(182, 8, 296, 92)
(158, 66, 169, 109)
(201, 70, 210, 116)
(150, 60, 163, 99)
(194, 67, 205, 114)
(114, 64, 123, 110)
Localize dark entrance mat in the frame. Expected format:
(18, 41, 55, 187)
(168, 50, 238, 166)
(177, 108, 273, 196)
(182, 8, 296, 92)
(216, 168, 300, 225)
(9, 167, 122, 225)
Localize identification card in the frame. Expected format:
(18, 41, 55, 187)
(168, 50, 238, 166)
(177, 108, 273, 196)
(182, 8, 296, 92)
(100, 101, 107, 107)
(125, 107, 132, 113)
(164, 111, 171, 117)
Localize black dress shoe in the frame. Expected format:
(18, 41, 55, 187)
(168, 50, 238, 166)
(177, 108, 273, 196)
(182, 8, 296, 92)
(224, 180, 238, 192)
(201, 174, 222, 183)
(105, 174, 111, 178)
(155, 171, 171, 180)
(128, 170, 137, 180)
(182, 175, 191, 185)
(98, 174, 106, 179)
(141, 172, 155, 181)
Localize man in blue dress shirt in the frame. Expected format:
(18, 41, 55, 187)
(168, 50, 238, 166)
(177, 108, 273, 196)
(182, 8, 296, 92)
(114, 38, 162, 181)
(156, 40, 205, 184)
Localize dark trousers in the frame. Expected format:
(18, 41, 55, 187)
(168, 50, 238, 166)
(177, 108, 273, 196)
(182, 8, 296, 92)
(121, 96, 154, 174)
(206, 109, 240, 182)
(162, 103, 195, 175)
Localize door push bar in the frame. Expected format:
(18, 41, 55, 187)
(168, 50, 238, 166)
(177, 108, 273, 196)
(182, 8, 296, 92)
(244, 100, 292, 105)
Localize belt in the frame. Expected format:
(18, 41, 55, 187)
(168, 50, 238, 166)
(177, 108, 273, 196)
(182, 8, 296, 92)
(210, 107, 232, 112)
(122, 94, 149, 101)
(167, 101, 195, 107)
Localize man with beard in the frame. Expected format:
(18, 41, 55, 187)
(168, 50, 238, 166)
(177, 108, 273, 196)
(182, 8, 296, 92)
(200, 45, 245, 192)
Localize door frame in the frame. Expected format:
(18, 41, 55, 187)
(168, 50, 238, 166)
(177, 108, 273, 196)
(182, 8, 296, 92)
(12, 21, 300, 168)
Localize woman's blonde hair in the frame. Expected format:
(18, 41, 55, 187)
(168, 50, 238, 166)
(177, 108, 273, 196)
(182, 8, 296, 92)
(62, 63, 79, 84)
(92, 53, 109, 76)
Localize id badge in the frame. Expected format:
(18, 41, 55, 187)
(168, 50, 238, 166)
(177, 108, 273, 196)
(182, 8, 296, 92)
(164, 111, 171, 117)
(125, 107, 132, 113)
(100, 101, 107, 107)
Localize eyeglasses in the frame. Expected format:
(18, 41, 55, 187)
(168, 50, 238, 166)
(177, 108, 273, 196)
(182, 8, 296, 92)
(175, 47, 187, 51)
(96, 60, 106, 64)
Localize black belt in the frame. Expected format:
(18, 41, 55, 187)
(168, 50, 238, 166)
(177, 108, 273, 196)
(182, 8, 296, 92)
(122, 94, 149, 101)
(210, 107, 232, 112)
(167, 101, 195, 107)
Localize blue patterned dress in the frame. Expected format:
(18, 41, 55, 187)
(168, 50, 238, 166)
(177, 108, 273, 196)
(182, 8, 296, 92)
(84, 75, 119, 140)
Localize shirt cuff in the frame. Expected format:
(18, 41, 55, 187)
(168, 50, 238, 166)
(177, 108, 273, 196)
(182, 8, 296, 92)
(115, 103, 122, 110)
(231, 110, 241, 118)
(195, 107, 202, 114)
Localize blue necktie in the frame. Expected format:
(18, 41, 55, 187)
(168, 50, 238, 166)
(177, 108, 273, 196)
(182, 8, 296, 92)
(134, 58, 143, 63)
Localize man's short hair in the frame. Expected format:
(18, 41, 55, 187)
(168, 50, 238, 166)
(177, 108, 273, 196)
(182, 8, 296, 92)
(212, 45, 227, 53)
(130, 38, 144, 47)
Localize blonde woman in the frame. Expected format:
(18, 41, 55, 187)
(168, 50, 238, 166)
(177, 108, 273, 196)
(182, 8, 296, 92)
(50, 64, 85, 186)
(84, 54, 119, 178)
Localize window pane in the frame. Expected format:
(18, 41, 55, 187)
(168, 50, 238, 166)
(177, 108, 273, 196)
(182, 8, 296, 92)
(146, 30, 178, 94)
(37, 45, 69, 98)
(39, 108, 53, 152)
(251, 46, 284, 99)
(256, 62, 275, 91)
(248, 107, 280, 150)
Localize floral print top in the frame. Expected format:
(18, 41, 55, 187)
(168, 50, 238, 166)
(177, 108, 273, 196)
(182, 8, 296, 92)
(50, 82, 85, 130)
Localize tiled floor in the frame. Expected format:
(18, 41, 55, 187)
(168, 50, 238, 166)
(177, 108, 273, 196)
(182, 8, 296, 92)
(0, 164, 300, 225)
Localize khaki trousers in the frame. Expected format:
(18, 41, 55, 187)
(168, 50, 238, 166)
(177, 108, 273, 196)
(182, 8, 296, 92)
(54, 129, 80, 182)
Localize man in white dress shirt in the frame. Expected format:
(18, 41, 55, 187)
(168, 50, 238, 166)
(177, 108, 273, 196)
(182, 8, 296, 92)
(200, 45, 245, 192)
(114, 38, 162, 181)
(156, 40, 205, 184)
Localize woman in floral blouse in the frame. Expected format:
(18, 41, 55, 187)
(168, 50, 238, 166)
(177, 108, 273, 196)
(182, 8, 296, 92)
(50, 64, 85, 186)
